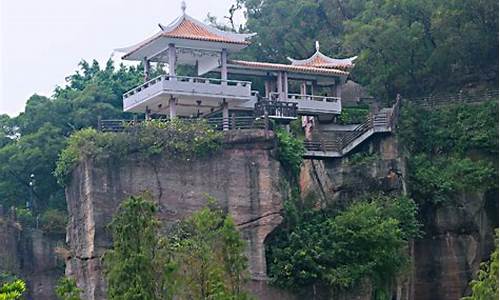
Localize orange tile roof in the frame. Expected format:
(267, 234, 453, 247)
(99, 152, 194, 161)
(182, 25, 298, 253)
(228, 60, 349, 76)
(163, 18, 249, 45)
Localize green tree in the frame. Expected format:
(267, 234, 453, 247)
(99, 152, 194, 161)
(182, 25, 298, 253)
(104, 194, 172, 300)
(266, 195, 420, 294)
(0, 279, 26, 300)
(462, 231, 499, 300)
(171, 200, 250, 299)
(55, 277, 82, 300)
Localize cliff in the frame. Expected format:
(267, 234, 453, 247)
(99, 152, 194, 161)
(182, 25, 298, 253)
(62, 128, 496, 299)
(0, 208, 64, 300)
(300, 133, 497, 300)
(64, 130, 287, 299)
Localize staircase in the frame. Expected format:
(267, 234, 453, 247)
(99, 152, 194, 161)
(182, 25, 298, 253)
(303, 99, 400, 159)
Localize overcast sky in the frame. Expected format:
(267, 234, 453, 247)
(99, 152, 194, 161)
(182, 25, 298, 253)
(0, 0, 243, 116)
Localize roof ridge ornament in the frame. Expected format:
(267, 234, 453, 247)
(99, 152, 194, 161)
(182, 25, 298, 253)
(315, 41, 320, 52)
(181, 1, 186, 15)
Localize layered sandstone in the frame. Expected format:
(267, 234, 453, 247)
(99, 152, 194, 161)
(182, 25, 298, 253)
(65, 130, 287, 300)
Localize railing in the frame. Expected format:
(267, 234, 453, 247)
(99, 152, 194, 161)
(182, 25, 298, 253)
(403, 88, 498, 107)
(254, 100, 298, 119)
(123, 75, 252, 99)
(269, 92, 340, 103)
(99, 116, 270, 133)
(303, 98, 400, 156)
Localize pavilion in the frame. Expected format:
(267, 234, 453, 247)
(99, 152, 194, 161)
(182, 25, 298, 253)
(115, 2, 357, 128)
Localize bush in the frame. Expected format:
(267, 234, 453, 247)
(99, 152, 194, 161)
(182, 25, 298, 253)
(40, 209, 67, 235)
(275, 128, 305, 178)
(338, 107, 370, 125)
(266, 195, 420, 292)
(398, 100, 499, 206)
(0, 279, 26, 300)
(55, 277, 82, 300)
(55, 119, 223, 185)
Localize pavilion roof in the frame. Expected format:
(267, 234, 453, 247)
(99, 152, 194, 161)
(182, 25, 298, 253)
(117, 7, 255, 61)
(228, 60, 350, 76)
(287, 42, 357, 70)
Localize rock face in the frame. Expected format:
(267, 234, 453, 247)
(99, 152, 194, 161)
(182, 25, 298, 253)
(414, 190, 498, 300)
(0, 209, 64, 300)
(65, 130, 287, 300)
(299, 133, 497, 300)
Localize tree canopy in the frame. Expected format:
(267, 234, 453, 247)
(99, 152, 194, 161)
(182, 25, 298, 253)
(236, 0, 498, 98)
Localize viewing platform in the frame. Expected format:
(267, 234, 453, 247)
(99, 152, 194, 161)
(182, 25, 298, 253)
(270, 92, 341, 115)
(123, 75, 252, 115)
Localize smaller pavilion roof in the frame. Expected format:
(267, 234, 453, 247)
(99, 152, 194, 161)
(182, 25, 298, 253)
(228, 60, 350, 77)
(287, 41, 357, 70)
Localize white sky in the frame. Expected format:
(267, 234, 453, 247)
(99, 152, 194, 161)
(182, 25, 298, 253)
(0, 0, 244, 116)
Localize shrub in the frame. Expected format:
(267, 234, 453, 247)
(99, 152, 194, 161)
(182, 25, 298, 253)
(55, 277, 82, 300)
(40, 209, 67, 235)
(266, 195, 420, 292)
(338, 107, 370, 125)
(275, 128, 305, 178)
(55, 119, 223, 185)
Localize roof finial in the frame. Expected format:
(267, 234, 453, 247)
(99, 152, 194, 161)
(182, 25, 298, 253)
(181, 1, 186, 14)
(315, 41, 320, 52)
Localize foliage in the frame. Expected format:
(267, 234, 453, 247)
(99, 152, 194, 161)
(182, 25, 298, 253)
(266, 194, 420, 293)
(338, 107, 369, 125)
(462, 230, 499, 300)
(399, 100, 498, 205)
(238, 0, 498, 98)
(55, 120, 223, 186)
(275, 128, 305, 178)
(104, 194, 170, 300)
(0, 59, 156, 216)
(40, 209, 67, 235)
(408, 155, 497, 205)
(104, 194, 250, 300)
(0, 279, 26, 300)
(399, 101, 498, 156)
(55, 277, 82, 300)
(169, 199, 250, 299)
(346, 152, 378, 166)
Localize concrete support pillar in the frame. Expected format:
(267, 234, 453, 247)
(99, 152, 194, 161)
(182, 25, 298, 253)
(145, 106, 151, 120)
(311, 80, 317, 96)
(168, 44, 176, 78)
(169, 97, 176, 119)
(143, 57, 151, 81)
(276, 72, 283, 100)
(335, 79, 343, 99)
(283, 72, 288, 100)
(300, 81, 307, 96)
(264, 79, 271, 98)
(221, 48, 228, 84)
(222, 100, 229, 131)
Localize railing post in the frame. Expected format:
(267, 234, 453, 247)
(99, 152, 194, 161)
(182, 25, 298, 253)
(97, 116, 102, 131)
(264, 111, 269, 131)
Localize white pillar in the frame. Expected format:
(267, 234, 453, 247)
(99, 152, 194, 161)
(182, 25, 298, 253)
(283, 72, 288, 100)
(335, 79, 343, 99)
(300, 81, 307, 96)
(222, 100, 229, 131)
(221, 49, 228, 84)
(143, 57, 150, 81)
(276, 72, 283, 100)
(168, 44, 176, 79)
(311, 80, 317, 96)
(264, 80, 271, 98)
(169, 97, 176, 119)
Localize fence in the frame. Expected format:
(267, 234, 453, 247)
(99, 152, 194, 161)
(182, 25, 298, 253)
(98, 116, 270, 133)
(403, 89, 498, 108)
